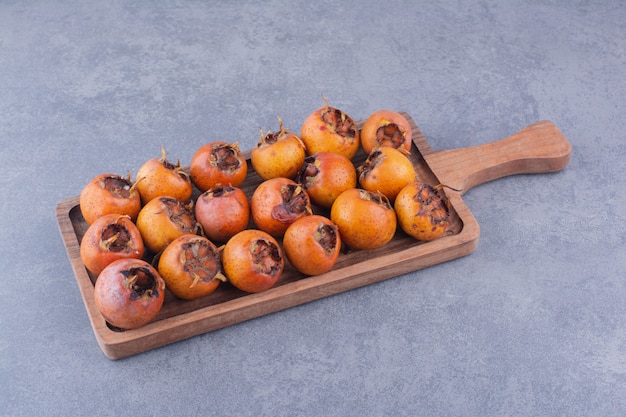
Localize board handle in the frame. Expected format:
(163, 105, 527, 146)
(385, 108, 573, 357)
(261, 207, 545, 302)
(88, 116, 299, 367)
(423, 120, 572, 195)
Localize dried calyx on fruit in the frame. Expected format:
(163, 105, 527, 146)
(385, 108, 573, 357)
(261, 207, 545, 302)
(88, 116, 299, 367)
(320, 102, 358, 139)
(250, 238, 283, 276)
(94, 259, 166, 330)
(272, 184, 311, 223)
(222, 229, 285, 293)
(190, 141, 248, 192)
(158, 234, 226, 300)
(80, 214, 145, 276)
(330, 188, 397, 251)
(79, 172, 142, 225)
(136, 196, 200, 254)
(135, 146, 192, 204)
(360, 110, 412, 154)
(357, 146, 416, 202)
(300, 96, 360, 159)
(295, 151, 357, 209)
(123, 267, 160, 300)
(394, 182, 457, 241)
(251, 116, 306, 181)
(376, 124, 405, 148)
(211, 143, 242, 171)
(251, 177, 312, 237)
(283, 215, 341, 276)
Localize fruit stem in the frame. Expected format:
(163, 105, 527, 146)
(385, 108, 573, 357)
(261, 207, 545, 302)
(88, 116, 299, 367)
(397, 146, 411, 156)
(321, 94, 329, 110)
(277, 115, 285, 134)
(129, 175, 144, 194)
(114, 214, 131, 224)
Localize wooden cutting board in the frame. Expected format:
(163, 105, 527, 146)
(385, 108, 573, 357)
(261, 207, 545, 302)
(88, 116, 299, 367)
(56, 113, 571, 359)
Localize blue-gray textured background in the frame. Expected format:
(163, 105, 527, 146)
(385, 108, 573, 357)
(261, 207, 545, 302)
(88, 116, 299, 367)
(1, 1, 625, 416)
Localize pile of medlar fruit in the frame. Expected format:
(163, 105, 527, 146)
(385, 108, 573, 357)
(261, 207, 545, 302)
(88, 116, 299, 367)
(79, 99, 452, 330)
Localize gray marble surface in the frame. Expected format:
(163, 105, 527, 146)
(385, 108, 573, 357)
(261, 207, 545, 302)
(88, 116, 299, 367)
(1, 1, 625, 416)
